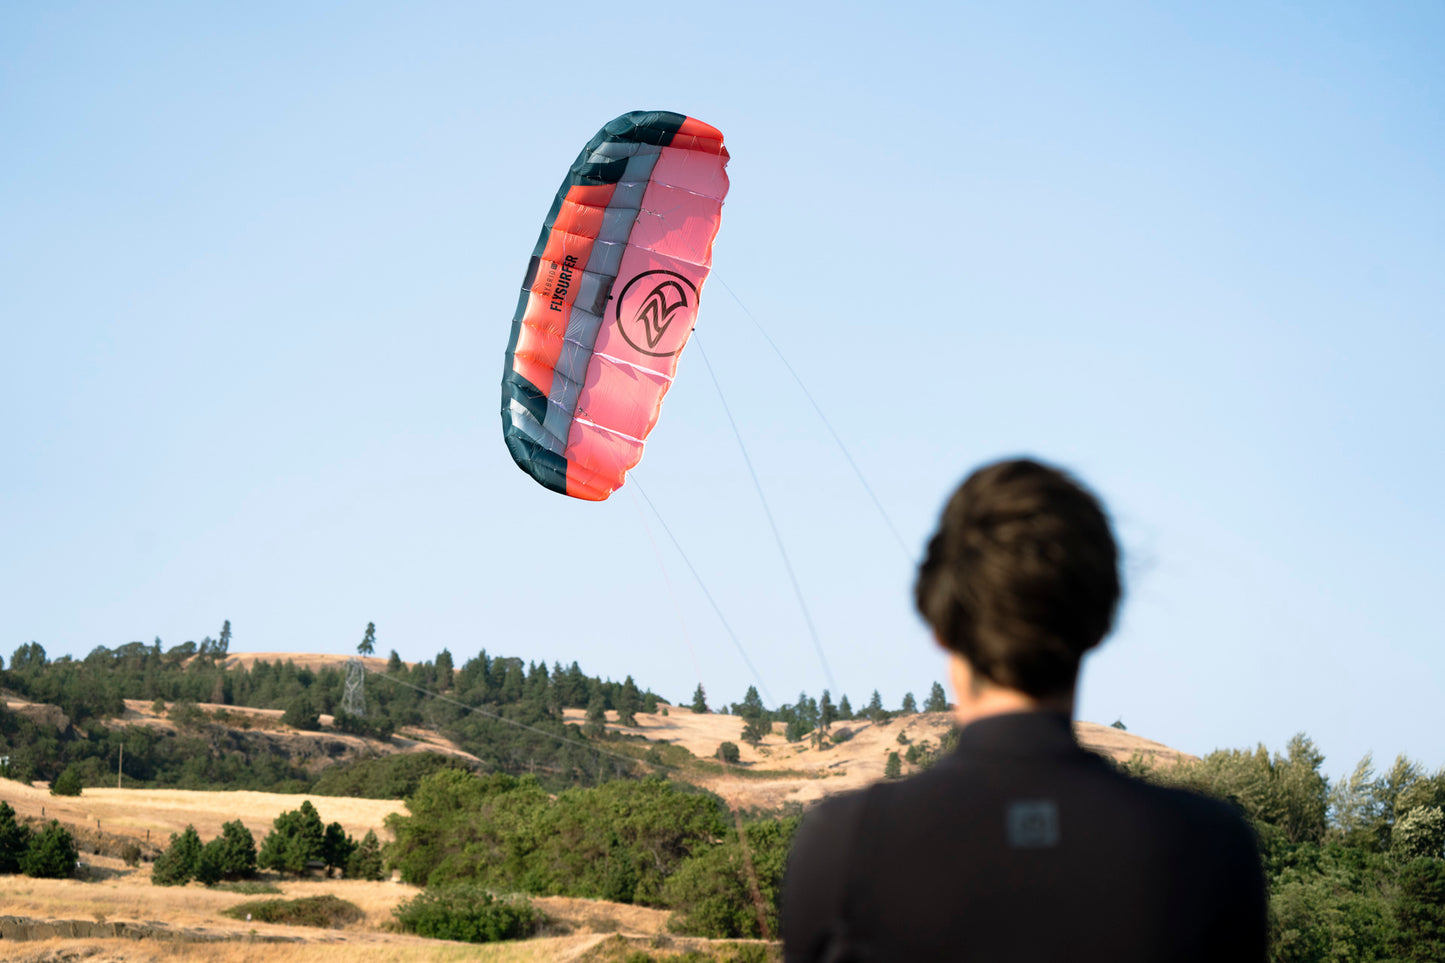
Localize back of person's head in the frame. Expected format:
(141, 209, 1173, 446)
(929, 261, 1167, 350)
(914, 458, 1121, 697)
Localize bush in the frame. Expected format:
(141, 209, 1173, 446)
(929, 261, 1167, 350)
(213, 880, 281, 894)
(311, 752, 462, 800)
(222, 894, 364, 928)
(151, 825, 203, 885)
(119, 841, 142, 868)
(20, 821, 77, 878)
(50, 766, 83, 797)
(717, 742, 740, 765)
(392, 886, 541, 943)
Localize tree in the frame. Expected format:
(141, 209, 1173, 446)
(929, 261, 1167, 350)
(50, 766, 83, 797)
(282, 692, 320, 731)
(1394, 857, 1445, 962)
(258, 801, 327, 875)
(20, 821, 77, 878)
(819, 690, 836, 730)
(347, 830, 385, 881)
(717, 741, 741, 764)
(900, 692, 917, 714)
(209, 820, 257, 880)
(616, 676, 641, 727)
(885, 752, 902, 779)
(323, 821, 356, 872)
(690, 684, 708, 714)
(1393, 806, 1445, 861)
(924, 682, 948, 713)
(837, 694, 854, 720)
(0, 802, 33, 873)
(216, 619, 231, 659)
(734, 685, 765, 721)
(741, 716, 769, 746)
(387, 650, 404, 674)
(358, 622, 376, 657)
(866, 690, 884, 721)
(1111, 719, 1127, 731)
(152, 825, 203, 885)
(436, 648, 454, 690)
(11, 641, 46, 672)
(584, 694, 607, 737)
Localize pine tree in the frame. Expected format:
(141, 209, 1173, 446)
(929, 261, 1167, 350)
(358, 622, 376, 657)
(347, 830, 385, 881)
(436, 648, 455, 690)
(0, 802, 33, 873)
(885, 752, 902, 780)
(258, 801, 327, 876)
(152, 825, 203, 885)
(820, 690, 836, 730)
(216, 620, 231, 658)
(20, 821, 78, 878)
(838, 694, 854, 720)
(924, 682, 949, 713)
(616, 676, 641, 727)
(901, 692, 917, 714)
(690, 684, 708, 714)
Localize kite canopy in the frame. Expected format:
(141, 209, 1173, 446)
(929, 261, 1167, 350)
(502, 110, 730, 501)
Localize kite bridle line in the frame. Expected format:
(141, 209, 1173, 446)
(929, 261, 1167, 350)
(692, 331, 839, 697)
(715, 274, 916, 565)
(628, 475, 777, 710)
(626, 482, 707, 704)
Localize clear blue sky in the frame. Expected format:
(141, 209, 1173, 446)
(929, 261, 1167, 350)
(3, 2, 1441, 777)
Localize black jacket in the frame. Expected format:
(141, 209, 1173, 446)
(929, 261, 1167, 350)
(782, 712, 1267, 962)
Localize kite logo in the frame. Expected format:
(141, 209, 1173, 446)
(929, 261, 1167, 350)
(615, 270, 698, 358)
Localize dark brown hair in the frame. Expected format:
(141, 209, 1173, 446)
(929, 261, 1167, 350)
(914, 458, 1121, 697)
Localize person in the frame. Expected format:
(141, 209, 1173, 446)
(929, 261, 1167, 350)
(781, 458, 1267, 962)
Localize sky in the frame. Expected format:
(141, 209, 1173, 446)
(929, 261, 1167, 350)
(2, 2, 1441, 778)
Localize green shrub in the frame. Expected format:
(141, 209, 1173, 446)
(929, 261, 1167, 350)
(20, 820, 77, 878)
(49, 766, 83, 797)
(716, 742, 740, 765)
(212, 880, 282, 894)
(222, 894, 364, 928)
(392, 886, 541, 943)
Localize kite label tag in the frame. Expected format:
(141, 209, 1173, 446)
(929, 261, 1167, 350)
(615, 269, 697, 357)
(1006, 799, 1060, 848)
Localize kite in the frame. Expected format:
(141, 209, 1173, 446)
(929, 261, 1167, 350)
(501, 110, 730, 500)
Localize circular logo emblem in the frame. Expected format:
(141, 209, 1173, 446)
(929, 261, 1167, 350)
(614, 270, 698, 358)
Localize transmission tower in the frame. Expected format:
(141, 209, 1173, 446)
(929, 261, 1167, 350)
(342, 657, 366, 717)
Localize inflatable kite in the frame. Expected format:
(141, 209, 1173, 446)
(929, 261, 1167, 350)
(501, 110, 729, 500)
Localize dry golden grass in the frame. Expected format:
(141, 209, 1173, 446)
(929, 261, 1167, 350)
(0, 777, 402, 845)
(562, 705, 1195, 810)
(0, 937, 607, 962)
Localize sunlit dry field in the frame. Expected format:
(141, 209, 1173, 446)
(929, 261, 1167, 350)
(0, 778, 402, 846)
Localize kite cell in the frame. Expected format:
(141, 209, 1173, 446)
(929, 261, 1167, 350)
(502, 110, 730, 500)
